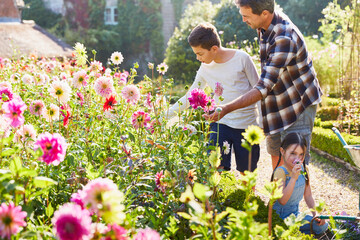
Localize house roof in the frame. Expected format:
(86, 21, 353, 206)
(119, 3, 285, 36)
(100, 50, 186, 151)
(0, 21, 73, 59)
(0, 0, 22, 22)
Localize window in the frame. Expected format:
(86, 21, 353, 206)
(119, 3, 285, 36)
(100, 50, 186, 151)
(104, 7, 118, 25)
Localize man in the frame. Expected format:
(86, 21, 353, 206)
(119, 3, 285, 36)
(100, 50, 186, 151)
(204, 0, 322, 169)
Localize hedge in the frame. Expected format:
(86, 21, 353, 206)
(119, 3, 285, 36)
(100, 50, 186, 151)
(216, 174, 286, 229)
(311, 127, 360, 165)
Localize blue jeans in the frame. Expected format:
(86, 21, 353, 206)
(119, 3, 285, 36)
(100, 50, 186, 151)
(209, 123, 260, 172)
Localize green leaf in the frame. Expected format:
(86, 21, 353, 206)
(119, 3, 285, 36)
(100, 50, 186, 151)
(33, 177, 57, 188)
(9, 157, 22, 175)
(177, 212, 192, 220)
(215, 210, 228, 222)
(46, 203, 54, 217)
(193, 183, 212, 202)
(18, 169, 38, 178)
(1, 148, 16, 157)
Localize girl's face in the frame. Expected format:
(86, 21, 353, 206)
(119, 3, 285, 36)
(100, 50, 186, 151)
(280, 144, 305, 167)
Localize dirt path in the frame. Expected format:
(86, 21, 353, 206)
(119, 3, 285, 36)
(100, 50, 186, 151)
(232, 141, 360, 216)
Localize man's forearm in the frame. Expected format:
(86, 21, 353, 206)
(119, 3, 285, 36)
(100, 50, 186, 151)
(222, 88, 262, 116)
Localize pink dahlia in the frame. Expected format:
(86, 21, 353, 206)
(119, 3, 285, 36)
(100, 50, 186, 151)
(0, 87, 14, 102)
(52, 203, 92, 240)
(121, 85, 140, 104)
(214, 82, 223, 97)
(73, 70, 89, 89)
(29, 100, 45, 116)
(102, 224, 128, 240)
(89, 61, 103, 73)
(188, 88, 209, 110)
(77, 92, 85, 106)
(155, 170, 166, 192)
(82, 178, 118, 211)
(14, 124, 37, 145)
(22, 74, 34, 85)
(2, 97, 27, 128)
(0, 202, 27, 240)
(34, 132, 67, 166)
(94, 76, 115, 98)
(203, 98, 216, 113)
(70, 190, 86, 209)
(133, 228, 160, 240)
(131, 111, 151, 129)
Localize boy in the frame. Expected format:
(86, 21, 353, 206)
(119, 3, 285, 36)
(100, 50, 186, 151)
(167, 22, 261, 172)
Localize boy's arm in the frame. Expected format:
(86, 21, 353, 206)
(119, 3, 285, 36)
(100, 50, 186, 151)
(166, 71, 206, 119)
(243, 53, 260, 87)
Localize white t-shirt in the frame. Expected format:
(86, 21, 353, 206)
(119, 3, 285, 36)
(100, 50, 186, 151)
(167, 50, 262, 129)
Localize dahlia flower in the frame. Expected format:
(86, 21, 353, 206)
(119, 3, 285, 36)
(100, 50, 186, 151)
(121, 85, 140, 104)
(70, 190, 86, 209)
(34, 132, 67, 166)
(223, 141, 230, 155)
(0, 87, 14, 102)
(73, 70, 89, 89)
(42, 103, 60, 122)
(29, 100, 45, 116)
(242, 125, 265, 145)
(14, 124, 37, 145)
(0, 202, 27, 240)
(77, 92, 84, 106)
(94, 77, 115, 98)
(22, 74, 34, 85)
(133, 228, 160, 240)
(188, 88, 209, 110)
(73, 42, 88, 66)
(156, 62, 168, 75)
(49, 80, 72, 104)
(89, 61, 103, 73)
(0, 81, 12, 89)
(82, 178, 118, 212)
(103, 224, 128, 240)
(103, 95, 117, 111)
(2, 97, 27, 128)
(0, 115, 11, 136)
(52, 203, 92, 240)
(100, 190, 126, 224)
(203, 98, 216, 113)
(155, 170, 166, 192)
(110, 51, 124, 65)
(131, 111, 151, 129)
(10, 73, 20, 82)
(214, 82, 223, 97)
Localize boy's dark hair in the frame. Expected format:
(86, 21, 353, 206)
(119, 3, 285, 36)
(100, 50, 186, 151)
(235, 0, 275, 15)
(188, 23, 221, 50)
(271, 132, 309, 185)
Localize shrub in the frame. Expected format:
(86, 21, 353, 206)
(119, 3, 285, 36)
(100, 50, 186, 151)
(311, 127, 360, 165)
(316, 106, 340, 121)
(164, 0, 218, 84)
(216, 174, 286, 229)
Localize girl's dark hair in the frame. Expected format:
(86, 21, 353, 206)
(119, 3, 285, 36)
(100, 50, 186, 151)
(270, 132, 309, 185)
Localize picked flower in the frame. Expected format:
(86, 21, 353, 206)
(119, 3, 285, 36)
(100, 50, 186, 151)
(110, 51, 124, 65)
(0, 202, 27, 240)
(156, 62, 168, 75)
(242, 125, 265, 145)
(292, 159, 307, 177)
(52, 203, 92, 240)
(103, 95, 117, 111)
(34, 132, 67, 166)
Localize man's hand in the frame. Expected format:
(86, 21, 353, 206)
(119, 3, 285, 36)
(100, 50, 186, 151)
(203, 106, 225, 122)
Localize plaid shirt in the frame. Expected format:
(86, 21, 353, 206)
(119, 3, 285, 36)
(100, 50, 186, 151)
(255, 11, 322, 135)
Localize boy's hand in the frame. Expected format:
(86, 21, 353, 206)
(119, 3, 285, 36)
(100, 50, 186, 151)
(203, 106, 225, 122)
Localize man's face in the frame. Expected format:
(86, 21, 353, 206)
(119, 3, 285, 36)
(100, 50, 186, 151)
(191, 45, 216, 64)
(239, 6, 264, 29)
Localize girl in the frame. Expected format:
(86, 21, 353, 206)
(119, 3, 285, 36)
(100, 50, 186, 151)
(271, 132, 328, 235)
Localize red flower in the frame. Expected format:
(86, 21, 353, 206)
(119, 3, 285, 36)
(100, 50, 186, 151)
(103, 95, 117, 111)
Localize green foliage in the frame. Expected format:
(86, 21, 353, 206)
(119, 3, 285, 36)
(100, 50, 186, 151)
(316, 106, 340, 121)
(165, 0, 219, 84)
(311, 127, 360, 165)
(276, 0, 332, 36)
(216, 174, 286, 229)
(22, 0, 62, 29)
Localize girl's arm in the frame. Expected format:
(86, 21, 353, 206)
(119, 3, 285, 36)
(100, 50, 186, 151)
(277, 164, 301, 205)
(304, 183, 326, 226)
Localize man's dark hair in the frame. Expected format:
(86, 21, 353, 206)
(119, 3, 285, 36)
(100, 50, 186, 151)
(188, 23, 221, 50)
(235, 0, 274, 15)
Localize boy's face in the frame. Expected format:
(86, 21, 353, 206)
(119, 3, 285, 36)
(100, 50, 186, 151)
(239, 6, 266, 29)
(191, 45, 217, 64)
